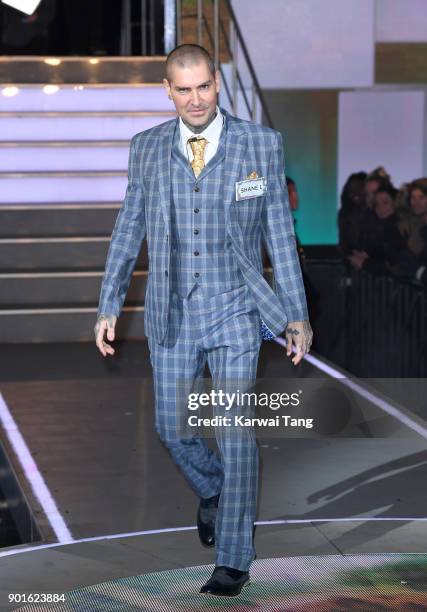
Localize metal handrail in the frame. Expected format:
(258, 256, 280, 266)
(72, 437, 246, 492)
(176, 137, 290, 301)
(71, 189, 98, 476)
(176, 0, 274, 127)
(223, 0, 273, 127)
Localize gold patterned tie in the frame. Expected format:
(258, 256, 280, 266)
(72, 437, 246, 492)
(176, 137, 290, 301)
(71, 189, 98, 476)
(188, 137, 208, 178)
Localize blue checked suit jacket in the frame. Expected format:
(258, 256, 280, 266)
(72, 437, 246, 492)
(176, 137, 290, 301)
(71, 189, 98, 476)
(97, 106, 308, 345)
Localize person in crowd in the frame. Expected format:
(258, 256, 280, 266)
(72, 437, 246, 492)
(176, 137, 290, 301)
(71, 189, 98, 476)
(348, 183, 407, 275)
(361, 167, 393, 250)
(338, 172, 367, 256)
(399, 178, 427, 258)
(287, 176, 299, 211)
(283, 177, 320, 323)
(396, 179, 427, 284)
(364, 166, 392, 210)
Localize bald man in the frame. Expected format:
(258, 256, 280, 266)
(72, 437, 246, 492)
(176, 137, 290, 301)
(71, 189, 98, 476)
(95, 44, 312, 596)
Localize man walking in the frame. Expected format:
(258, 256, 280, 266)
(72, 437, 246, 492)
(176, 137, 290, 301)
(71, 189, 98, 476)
(95, 44, 312, 596)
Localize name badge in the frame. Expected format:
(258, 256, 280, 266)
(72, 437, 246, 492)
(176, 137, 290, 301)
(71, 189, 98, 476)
(235, 177, 267, 201)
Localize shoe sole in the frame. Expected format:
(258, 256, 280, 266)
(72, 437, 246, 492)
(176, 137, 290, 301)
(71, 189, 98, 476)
(200, 577, 251, 597)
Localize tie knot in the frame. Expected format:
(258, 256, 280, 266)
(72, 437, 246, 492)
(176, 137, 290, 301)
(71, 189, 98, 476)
(188, 137, 208, 157)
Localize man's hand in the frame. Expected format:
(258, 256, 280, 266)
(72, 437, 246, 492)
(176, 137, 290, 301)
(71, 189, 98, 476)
(285, 320, 313, 365)
(94, 314, 117, 357)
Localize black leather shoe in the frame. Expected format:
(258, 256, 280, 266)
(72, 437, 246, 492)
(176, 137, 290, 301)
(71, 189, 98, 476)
(197, 493, 219, 547)
(200, 565, 250, 596)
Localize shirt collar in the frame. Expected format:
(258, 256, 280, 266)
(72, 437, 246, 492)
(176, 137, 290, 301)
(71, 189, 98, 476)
(179, 105, 223, 146)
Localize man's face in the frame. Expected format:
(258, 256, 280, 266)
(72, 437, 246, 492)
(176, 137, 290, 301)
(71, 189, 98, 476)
(163, 61, 220, 128)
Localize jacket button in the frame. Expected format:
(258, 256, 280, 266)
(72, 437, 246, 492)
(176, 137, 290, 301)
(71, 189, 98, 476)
(194, 272, 200, 278)
(194, 251, 199, 256)
(194, 207, 199, 213)
(194, 185, 200, 192)
(194, 229, 199, 234)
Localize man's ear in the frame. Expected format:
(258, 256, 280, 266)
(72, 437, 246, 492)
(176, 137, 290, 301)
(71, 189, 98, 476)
(163, 78, 171, 99)
(214, 69, 221, 94)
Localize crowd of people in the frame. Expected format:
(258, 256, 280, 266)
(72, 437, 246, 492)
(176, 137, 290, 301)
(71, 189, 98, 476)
(338, 167, 427, 286)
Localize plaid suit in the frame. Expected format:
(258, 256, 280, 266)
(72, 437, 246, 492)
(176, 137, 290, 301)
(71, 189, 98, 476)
(97, 107, 308, 339)
(98, 107, 308, 571)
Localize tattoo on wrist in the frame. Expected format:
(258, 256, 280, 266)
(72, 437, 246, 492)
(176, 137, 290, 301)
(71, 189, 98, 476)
(98, 314, 115, 327)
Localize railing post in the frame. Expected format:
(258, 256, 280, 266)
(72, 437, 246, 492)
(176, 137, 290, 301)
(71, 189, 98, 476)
(176, 0, 182, 46)
(197, 0, 203, 45)
(251, 82, 256, 122)
(231, 21, 237, 115)
(120, 0, 132, 56)
(141, 0, 147, 55)
(213, 0, 219, 71)
(149, 0, 156, 55)
(164, 0, 177, 52)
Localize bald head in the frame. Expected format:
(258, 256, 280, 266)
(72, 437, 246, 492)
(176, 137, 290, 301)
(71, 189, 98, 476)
(165, 44, 215, 83)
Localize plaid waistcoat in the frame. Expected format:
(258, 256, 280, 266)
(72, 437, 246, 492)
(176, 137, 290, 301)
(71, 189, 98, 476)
(170, 118, 245, 298)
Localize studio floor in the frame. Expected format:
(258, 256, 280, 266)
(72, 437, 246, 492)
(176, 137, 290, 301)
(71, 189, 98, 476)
(0, 340, 426, 610)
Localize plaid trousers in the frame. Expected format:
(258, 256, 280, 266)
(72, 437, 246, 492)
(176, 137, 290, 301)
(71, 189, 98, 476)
(147, 283, 262, 571)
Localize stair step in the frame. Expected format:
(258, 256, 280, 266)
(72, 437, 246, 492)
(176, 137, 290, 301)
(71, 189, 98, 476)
(0, 173, 128, 203)
(0, 203, 120, 237)
(0, 142, 130, 172)
(0, 271, 146, 307)
(0, 112, 175, 141)
(0, 237, 148, 271)
(0, 307, 145, 343)
(0, 56, 166, 84)
(0, 85, 175, 112)
(0, 57, 169, 343)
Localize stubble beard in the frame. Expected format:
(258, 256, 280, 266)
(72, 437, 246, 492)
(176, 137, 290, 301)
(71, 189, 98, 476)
(181, 106, 218, 134)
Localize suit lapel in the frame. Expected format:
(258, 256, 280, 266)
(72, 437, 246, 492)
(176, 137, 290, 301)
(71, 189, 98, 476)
(222, 109, 247, 226)
(157, 119, 175, 233)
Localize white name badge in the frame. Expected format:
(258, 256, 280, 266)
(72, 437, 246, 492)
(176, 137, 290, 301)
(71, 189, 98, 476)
(235, 177, 267, 201)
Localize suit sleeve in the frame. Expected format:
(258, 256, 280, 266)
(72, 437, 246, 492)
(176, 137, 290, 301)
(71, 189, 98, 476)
(261, 131, 308, 323)
(97, 134, 147, 317)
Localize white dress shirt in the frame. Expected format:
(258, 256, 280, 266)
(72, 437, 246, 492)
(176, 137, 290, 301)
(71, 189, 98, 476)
(179, 105, 224, 166)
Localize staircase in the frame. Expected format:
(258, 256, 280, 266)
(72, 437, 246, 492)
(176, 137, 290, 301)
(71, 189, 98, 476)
(0, 62, 176, 342)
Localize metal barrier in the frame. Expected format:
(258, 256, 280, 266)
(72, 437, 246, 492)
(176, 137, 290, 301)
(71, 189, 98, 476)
(345, 270, 427, 377)
(305, 261, 427, 378)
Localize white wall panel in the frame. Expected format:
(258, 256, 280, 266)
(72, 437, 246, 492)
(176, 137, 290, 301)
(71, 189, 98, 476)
(231, 0, 375, 89)
(338, 90, 425, 205)
(376, 0, 427, 42)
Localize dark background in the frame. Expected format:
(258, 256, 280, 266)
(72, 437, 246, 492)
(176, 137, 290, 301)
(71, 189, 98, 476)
(0, 0, 165, 55)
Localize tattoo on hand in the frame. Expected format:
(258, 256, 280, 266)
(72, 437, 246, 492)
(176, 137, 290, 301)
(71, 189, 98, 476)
(94, 314, 116, 339)
(286, 321, 313, 353)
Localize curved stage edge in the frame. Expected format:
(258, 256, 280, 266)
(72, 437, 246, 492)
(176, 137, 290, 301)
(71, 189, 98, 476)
(11, 553, 427, 611)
